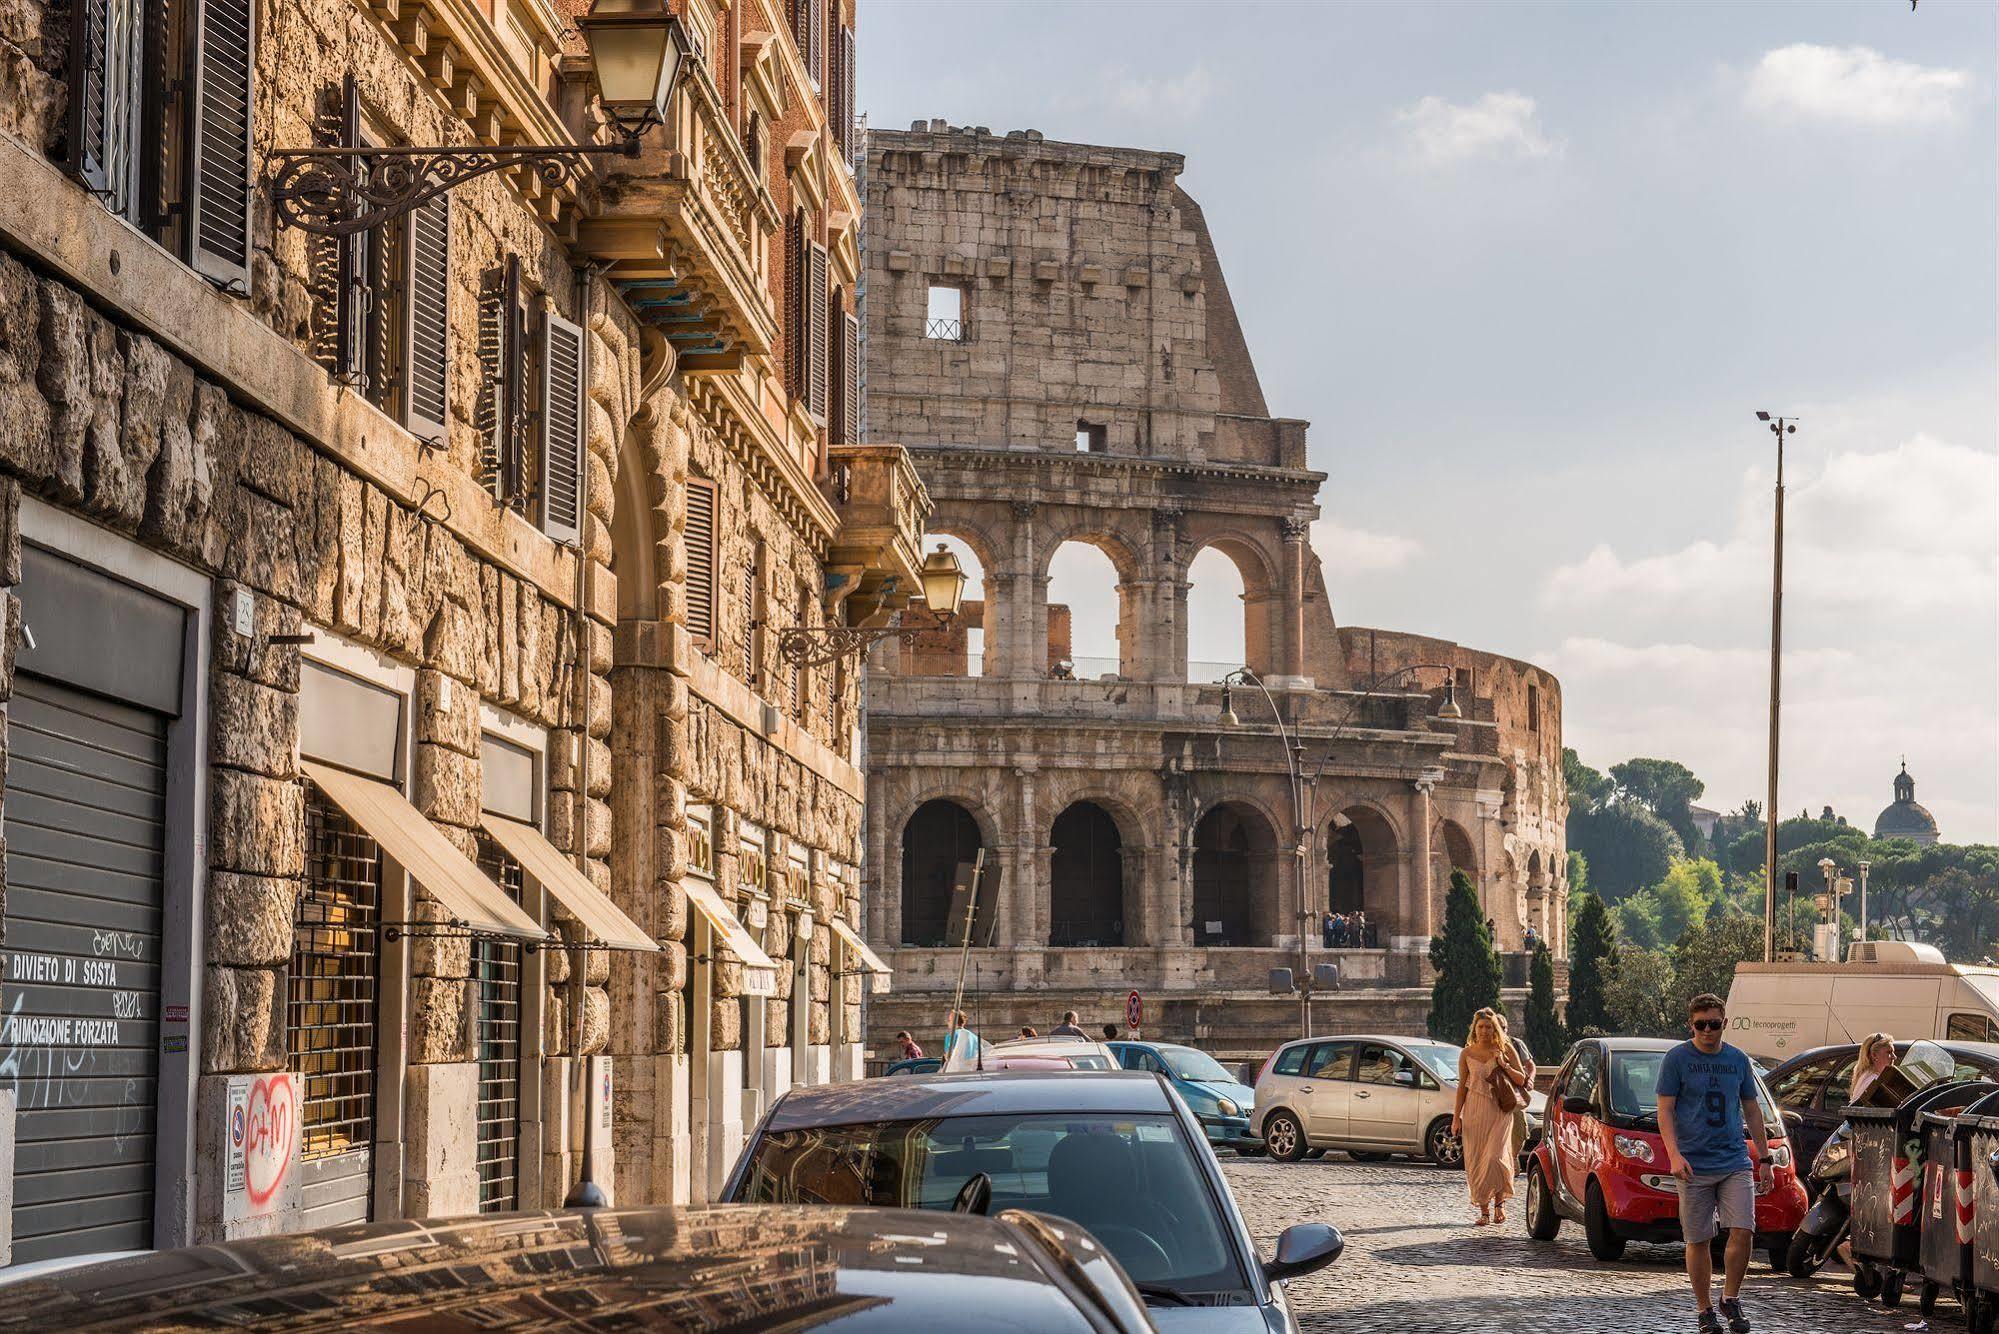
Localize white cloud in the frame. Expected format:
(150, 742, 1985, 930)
(1395, 91, 1560, 165)
(1744, 44, 1970, 126)
(1311, 519, 1423, 574)
(1541, 435, 1998, 614)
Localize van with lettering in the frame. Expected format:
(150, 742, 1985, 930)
(1725, 942, 1999, 1064)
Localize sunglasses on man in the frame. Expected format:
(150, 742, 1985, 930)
(1692, 1018, 1726, 1032)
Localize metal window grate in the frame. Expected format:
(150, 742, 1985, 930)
(474, 838, 524, 1212)
(924, 317, 964, 341)
(291, 788, 382, 1160)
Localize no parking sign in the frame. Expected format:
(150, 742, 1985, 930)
(1125, 989, 1143, 1036)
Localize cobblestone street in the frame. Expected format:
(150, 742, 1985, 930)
(1221, 1156, 1960, 1333)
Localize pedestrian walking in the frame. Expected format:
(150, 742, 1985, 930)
(942, 1009, 982, 1065)
(1657, 993, 1771, 1334)
(1452, 1007, 1530, 1226)
(1356, 911, 1371, 948)
(1523, 922, 1539, 950)
(895, 1030, 924, 1061)
(1050, 1010, 1087, 1038)
(1321, 910, 1335, 948)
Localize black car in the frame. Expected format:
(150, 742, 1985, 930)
(1764, 1039, 1999, 1170)
(0, 1205, 1157, 1332)
(726, 1070, 1344, 1333)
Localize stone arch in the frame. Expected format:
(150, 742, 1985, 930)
(900, 799, 985, 947)
(1191, 801, 1281, 946)
(905, 531, 989, 677)
(1044, 538, 1128, 679)
(1325, 802, 1401, 942)
(1049, 800, 1126, 947)
(1434, 818, 1479, 890)
(1183, 534, 1281, 683)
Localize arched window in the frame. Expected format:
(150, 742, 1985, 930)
(900, 800, 981, 946)
(1049, 802, 1123, 946)
(1185, 547, 1247, 683)
(1046, 541, 1122, 679)
(1326, 806, 1400, 943)
(904, 534, 986, 677)
(1192, 803, 1279, 945)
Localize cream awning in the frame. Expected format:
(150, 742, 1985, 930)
(684, 878, 778, 997)
(827, 916, 892, 994)
(301, 761, 547, 942)
(480, 815, 658, 953)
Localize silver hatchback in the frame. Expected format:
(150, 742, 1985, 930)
(1253, 1034, 1472, 1166)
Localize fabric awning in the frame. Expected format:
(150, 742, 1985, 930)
(827, 915, 892, 994)
(301, 761, 547, 942)
(480, 815, 658, 952)
(683, 878, 778, 997)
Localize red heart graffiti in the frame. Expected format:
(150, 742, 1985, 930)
(244, 1074, 297, 1207)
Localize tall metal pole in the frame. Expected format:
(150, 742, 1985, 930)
(1293, 743, 1311, 1040)
(1760, 414, 1794, 964)
(1857, 860, 1870, 944)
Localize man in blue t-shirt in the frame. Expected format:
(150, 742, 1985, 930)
(1657, 993, 1771, 1334)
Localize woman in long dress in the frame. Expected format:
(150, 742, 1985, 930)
(1453, 1008, 1531, 1225)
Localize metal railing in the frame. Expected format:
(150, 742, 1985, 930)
(474, 838, 525, 1213)
(924, 317, 964, 341)
(292, 789, 382, 1161)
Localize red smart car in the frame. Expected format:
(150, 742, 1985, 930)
(1524, 1037, 1809, 1267)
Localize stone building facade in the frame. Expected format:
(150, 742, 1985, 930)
(860, 123, 1565, 1054)
(0, 0, 908, 1266)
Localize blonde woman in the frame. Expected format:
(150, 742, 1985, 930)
(1849, 1033, 1897, 1105)
(1453, 1008, 1531, 1225)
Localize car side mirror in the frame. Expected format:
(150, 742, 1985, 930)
(1782, 1110, 1803, 1131)
(1263, 1222, 1344, 1284)
(951, 1172, 992, 1217)
(1562, 1096, 1593, 1116)
(1394, 1069, 1417, 1086)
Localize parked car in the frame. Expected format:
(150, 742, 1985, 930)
(1110, 1041, 1262, 1154)
(1763, 1039, 1999, 1173)
(727, 1070, 1345, 1331)
(885, 1056, 943, 1076)
(942, 1034, 1122, 1074)
(1252, 1033, 1545, 1166)
(1523, 1036, 1809, 1268)
(0, 1205, 1157, 1331)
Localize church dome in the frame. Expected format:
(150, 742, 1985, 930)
(1873, 762, 1940, 844)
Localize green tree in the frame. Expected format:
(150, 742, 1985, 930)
(1669, 913, 1763, 1018)
(1653, 857, 1722, 941)
(1612, 887, 1665, 951)
(1567, 893, 1618, 1036)
(1564, 748, 1612, 813)
(1524, 942, 1566, 1061)
(1604, 945, 1678, 1038)
(1428, 870, 1503, 1042)
(1568, 802, 1685, 898)
(1610, 757, 1707, 852)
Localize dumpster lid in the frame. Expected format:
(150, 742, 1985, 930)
(1918, 1081, 1999, 1130)
(1962, 1088, 1999, 1128)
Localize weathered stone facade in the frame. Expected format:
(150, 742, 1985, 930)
(0, 0, 900, 1264)
(861, 123, 1566, 1057)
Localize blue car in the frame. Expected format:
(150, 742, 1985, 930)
(1110, 1040, 1262, 1153)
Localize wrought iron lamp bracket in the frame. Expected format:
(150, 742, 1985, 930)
(775, 606, 955, 668)
(268, 136, 642, 238)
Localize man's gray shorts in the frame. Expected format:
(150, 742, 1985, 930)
(1679, 1169, 1756, 1243)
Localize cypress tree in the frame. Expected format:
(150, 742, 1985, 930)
(1567, 892, 1618, 1037)
(1428, 870, 1503, 1041)
(1525, 941, 1566, 1060)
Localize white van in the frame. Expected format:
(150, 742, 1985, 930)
(1725, 941, 1999, 1063)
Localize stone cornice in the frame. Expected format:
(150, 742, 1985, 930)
(681, 373, 838, 555)
(902, 442, 1327, 491)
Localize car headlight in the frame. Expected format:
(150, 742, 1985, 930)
(1613, 1134, 1657, 1164)
(1216, 1097, 1240, 1118)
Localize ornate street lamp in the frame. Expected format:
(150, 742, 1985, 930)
(774, 544, 969, 668)
(270, 0, 689, 237)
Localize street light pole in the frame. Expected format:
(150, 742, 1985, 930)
(1757, 412, 1797, 964)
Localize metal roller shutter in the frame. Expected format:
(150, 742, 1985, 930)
(3, 673, 167, 1263)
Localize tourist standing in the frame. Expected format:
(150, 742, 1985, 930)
(1321, 911, 1335, 948)
(895, 1030, 924, 1061)
(1453, 1007, 1529, 1225)
(1657, 993, 1771, 1334)
(1356, 911, 1370, 948)
(1051, 1010, 1087, 1038)
(1102, 1022, 1120, 1042)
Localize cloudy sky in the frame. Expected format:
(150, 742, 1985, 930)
(859, 0, 1998, 843)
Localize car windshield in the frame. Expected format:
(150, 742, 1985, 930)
(1159, 1046, 1234, 1083)
(736, 1112, 1249, 1300)
(1607, 1051, 1781, 1126)
(1409, 1043, 1461, 1083)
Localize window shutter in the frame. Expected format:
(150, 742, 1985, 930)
(684, 477, 718, 648)
(839, 26, 856, 162)
(540, 309, 585, 546)
(742, 559, 759, 684)
(185, 0, 254, 290)
(332, 77, 365, 383)
(500, 257, 527, 504)
(402, 194, 451, 444)
(833, 300, 859, 445)
(66, 0, 113, 192)
(785, 211, 806, 402)
(807, 243, 829, 420)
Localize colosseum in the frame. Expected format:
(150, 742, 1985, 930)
(858, 121, 1567, 1055)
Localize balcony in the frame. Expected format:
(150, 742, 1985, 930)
(823, 444, 931, 624)
(580, 68, 779, 368)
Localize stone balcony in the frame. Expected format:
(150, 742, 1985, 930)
(824, 443, 932, 623)
(580, 68, 780, 368)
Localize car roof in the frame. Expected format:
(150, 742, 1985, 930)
(767, 1070, 1173, 1131)
(1584, 1037, 1681, 1052)
(1278, 1033, 1455, 1048)
(1771, 1040, 1999, 1067)
(0, 1205, 1119, 1331)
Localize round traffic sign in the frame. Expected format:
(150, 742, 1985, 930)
(1125, 990, 1143, 1030)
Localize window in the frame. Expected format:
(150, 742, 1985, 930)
(291, 787, 383, 1161)
(684, 475, 719, 649)
(473, 837, 525, 1212)
(1527, 683, 1542, 733)
(1356, 1044, 1418, 1087)
(1076, 421, 1107, 453)
(1307, 1041, 1356, 1081)
(789, 0, 820, 84)
(831, 287, 860, 445)
(786, 211, 830, 418)
(476, 259, 585, 541)
(832, 25, 857, 162)
(925, 284, 965, 341)
(1948, 1013, 1999, 1042)
(1272, 1043, 1309, 1078)
(65, 0, 255, 289)
(743, 538, 765, 688)
(1564, 1044, 1602, 1110)
(1768, 1056, 1835, 1112)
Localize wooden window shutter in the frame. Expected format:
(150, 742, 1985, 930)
(742, 554, 760, 683)
(785, 211, 807, 402)
(185, 0, 255, 290)
(839, 26, 856, 162)
(539, 308, 585, 546)
(66, 0, 114, 193)
(402, 195, 451, 445)
(684, 477, 718, 648)
(479, 258, 528, 505)
(331, 77, 365, 383)
(807, 242, 829, 420)
(833, 299, 859, 445)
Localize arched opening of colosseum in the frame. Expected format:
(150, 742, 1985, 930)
(1526, 848, 1547, 941)
(1049, 801, 1125, 946)
(902, 533, 988, 677)
(1434, 819, 1478, 893)
(1045, 540, 1125, 679)
(1327, 806, 1399, 940)
(1185, 539, 1275, 682)
(1192, 803, 1280, 945)
(900, 799, 984, 946)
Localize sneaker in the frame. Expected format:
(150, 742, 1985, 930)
(1697, 1310, 1722, 1334)
(1718, 1298, 1750, 1333)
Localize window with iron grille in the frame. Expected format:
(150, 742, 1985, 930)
(925, 285, 965, 342)
(473, 837, 525, 1212)
(291, 786, 383, 1162)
